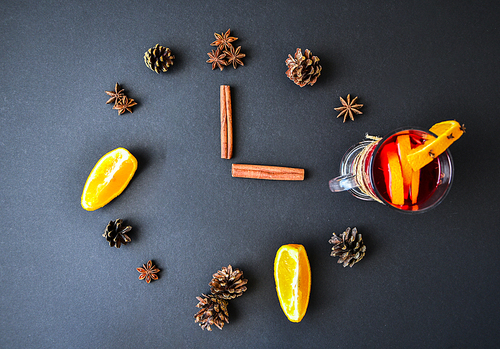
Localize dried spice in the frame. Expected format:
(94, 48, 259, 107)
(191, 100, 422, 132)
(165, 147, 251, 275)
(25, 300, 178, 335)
(209, 265, 248, 300)
(207, 29, 245, 70)
(211, 29, 238, 50)
(105, 83, 137, 115)
(194, 294, 229, 331)
(206, 48, 227, 71)
(224, 45, 245, 69)
(285, 48, 322, 87)
(102, 218, 132, 248)
(144, 44, 175, 73)
(329, 227, 366, 267)
(105, 83, 125, 105)
(112, 96, 137, 115)
(334, 94, 363, 122)
(137, 260, 160, 283)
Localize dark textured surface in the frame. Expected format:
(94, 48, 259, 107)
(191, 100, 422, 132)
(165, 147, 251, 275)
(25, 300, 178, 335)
(1, 0, 500, 348)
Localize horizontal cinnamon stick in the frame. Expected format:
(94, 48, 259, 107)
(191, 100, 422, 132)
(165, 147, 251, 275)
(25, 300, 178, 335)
(232, 164, 305, 181)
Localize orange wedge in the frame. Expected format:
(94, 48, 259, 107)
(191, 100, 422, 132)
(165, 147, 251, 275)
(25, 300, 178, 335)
(397, 134, 420, 203)
(407, 120, 464, 171)
(380, 142, 405, 205)
(396, 135, 413, 199)
(410, 169, 420, 204)
(81, 147, 138, 211)
(274, 244, 311, 323)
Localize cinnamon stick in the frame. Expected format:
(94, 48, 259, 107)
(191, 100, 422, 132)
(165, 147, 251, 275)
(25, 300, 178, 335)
(232, 164, 305, 181)
(220, 85, 228, 159)
(225, 85, 233, 159)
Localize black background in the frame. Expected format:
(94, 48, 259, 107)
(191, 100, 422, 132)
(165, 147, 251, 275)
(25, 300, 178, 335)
(1, 0, 500, 348)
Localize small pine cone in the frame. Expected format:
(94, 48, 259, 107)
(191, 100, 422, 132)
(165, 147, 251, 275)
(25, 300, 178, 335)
(329, 227, 366, 267)
(102, 219, 131, 248)
(194, 294, 229, 331)
(209, 265, 248, 300)
(144, 44, 175, 73)
(285, 48, 322, 87)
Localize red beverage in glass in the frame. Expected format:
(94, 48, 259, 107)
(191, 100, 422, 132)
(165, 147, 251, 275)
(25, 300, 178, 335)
(370, 130, 443, 211)
(329, 128, 454, 213)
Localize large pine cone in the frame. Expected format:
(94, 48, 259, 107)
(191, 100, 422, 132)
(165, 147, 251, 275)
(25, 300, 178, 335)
(209, 265, 248, 300)
(102, 219, 131, 248)
(285, 48, 322, 87)
(329, 227, 366, 267)
(144, 44, 175, 73)
(194, 294, 229, 331)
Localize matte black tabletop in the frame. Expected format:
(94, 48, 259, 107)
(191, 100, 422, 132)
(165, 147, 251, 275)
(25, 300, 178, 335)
(1, 0, 499, 347)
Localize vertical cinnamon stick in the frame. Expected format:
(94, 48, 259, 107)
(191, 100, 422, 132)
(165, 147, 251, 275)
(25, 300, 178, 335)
(220, 85, 228, 159)
(225, 85, 233, 159)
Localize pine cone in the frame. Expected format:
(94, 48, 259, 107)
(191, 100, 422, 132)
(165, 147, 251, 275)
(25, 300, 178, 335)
(144, 44, 175, 73)
(102, 219, 131, 248)
(285, 48, 322, 87)
(329, 227, 366, 267)
(194, 294, 229, 331)
(209, 265, 248, 300)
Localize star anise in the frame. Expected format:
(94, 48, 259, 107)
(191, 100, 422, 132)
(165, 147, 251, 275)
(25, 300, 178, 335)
(105, 83, 125, 105)
(206, 48, 227, 71)
(334, 94, 363, 122)
(112, 96, 137, 115)
(137, 260, 160, 283)
(211, 29, 237, 50)
(224, 45, 245, 69)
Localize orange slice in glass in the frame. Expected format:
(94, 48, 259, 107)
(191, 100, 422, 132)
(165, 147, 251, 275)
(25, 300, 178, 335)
(380, 142, 405, 206)
(274, 244, 311, 323)
(406, 120, 464, 171)
(81, 147, 138, 211)
(396, 135, 413, 199)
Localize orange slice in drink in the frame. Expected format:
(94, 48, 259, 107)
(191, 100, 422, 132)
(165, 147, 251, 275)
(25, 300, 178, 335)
(410, 169, 420, 205)
(81, 147, 138, 211)
(396, 135, 412, 199)
(397, 135, 420, 203)
(406, 120, 464, 171)
(274, 244, 311, 323)
(380, 142, 405, 206)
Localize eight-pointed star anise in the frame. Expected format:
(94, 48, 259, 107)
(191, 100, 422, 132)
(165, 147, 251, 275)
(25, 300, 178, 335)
(105, 83, 125, 105)
(224, 45, 245, 69)
(137, 260, 160, 283)
(211, 29, 237, 50)
(206, 48, 227, 71)
(112, 96, 137, 115)
(334, 94, 363, 122)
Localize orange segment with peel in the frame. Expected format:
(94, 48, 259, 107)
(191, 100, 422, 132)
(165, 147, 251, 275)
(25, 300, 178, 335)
(81, 147, 138, 211)
(397, 135, 420, 203)
(380, 142, 405, 206)
(396, 135, 413, 199)
(407, 120, 464, 171)
(410, 169, 420, 204)
(274, 244, 311, 323)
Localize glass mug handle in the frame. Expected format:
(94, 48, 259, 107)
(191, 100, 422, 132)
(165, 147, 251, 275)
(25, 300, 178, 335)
(329, 174, 358, 192)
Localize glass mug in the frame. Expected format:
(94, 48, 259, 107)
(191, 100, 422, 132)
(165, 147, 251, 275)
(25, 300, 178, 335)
(329, 128, 454, 213)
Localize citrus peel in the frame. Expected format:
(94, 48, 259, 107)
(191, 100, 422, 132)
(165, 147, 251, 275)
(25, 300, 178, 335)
(380, 142, 405, 206)
(81, 147, 138, 211)
(406, 120, 464, 171)
(274, 244, 311, 323)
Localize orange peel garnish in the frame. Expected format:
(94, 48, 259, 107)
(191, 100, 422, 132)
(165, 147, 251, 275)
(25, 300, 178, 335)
(406, 120, 464, 171)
